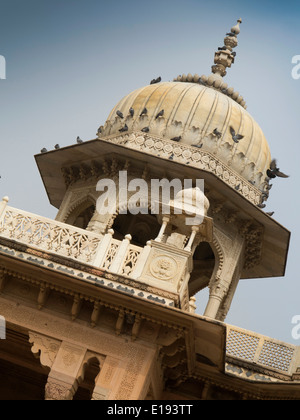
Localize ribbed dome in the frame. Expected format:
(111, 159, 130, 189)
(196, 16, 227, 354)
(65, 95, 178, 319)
(100, 81, 271, 192)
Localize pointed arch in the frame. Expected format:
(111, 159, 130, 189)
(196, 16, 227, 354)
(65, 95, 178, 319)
(64, 194, 97, 230)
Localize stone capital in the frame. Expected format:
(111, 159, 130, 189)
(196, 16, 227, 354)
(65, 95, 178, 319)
(45, 377, 75, 400)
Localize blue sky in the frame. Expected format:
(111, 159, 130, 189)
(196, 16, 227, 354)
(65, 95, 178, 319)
(0, 0, 300, 344)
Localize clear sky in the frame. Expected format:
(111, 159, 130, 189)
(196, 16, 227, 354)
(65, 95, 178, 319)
(0, 0, 300, 344)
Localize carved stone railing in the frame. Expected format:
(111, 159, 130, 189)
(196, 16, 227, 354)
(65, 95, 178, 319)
(0, 197, 203, 311)
(0, 198, 142, 279)
(226, 325, 299, 377)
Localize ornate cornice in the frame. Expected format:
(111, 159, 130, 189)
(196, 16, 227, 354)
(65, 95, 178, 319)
(97, 133, 262, 206)
(0, 241, 178, 309)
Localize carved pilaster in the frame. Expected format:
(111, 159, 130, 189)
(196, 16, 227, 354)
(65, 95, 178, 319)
(45, 378, 75, 400)
(45, 341, 87, 400)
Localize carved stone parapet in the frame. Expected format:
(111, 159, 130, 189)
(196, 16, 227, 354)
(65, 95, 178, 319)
(0, 196, 9, 219)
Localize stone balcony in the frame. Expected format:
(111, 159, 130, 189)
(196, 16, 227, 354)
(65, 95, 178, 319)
(0, 197, 196, 311)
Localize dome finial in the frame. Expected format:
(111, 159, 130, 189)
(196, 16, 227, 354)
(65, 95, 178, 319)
(211, 18, 242, 79)
(174, 18, 247, 109)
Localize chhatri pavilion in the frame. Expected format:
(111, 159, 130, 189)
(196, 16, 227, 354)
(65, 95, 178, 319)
(0, 19, 298, 400)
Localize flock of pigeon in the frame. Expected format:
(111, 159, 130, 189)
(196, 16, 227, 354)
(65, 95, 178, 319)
(40, 136, 83, 154)
(39, 75, 289, 215)
(115, 105, 166, 136)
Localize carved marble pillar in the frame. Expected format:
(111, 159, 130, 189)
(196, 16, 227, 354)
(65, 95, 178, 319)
(204, 228, 245, 320)
(29, 332, 88, 400)
(215, 261, 243, 322)
(155, 216, 170, 242)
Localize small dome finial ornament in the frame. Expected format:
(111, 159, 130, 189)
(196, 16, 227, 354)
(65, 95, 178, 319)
(174, 18, 246, 108)
(211, 18, 242, 79)
(231, 18, 242, 35)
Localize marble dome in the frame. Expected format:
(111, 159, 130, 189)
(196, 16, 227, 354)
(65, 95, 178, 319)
(100, 80, 271, 191)
(98, 19, 272, 197)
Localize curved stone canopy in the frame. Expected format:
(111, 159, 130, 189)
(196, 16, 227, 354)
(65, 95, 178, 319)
(100, 81, 271, 191)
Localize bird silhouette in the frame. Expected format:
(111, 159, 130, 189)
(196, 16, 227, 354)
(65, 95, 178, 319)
(257, 203, 266, 209)
(129, 107, 134, 117)
(77, 136, 83, 144)
(155, 109, 164, 119)
(150, 77, 161, 85)
(171, 136, 181, 142)
(140, 108, 147, 117)
(266, 159, 289, 179)
(141, 127, 149, 133)
(230, 126, 244, 143)
(54, 144, 60, 149)
(266, 211, 274, 216)
(116, 110, 124, 119)
(119, 124, 128, 132)
(191, 143, 203, 148)
(41, 148, 48, 153)
(213, 128, 222, 139)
